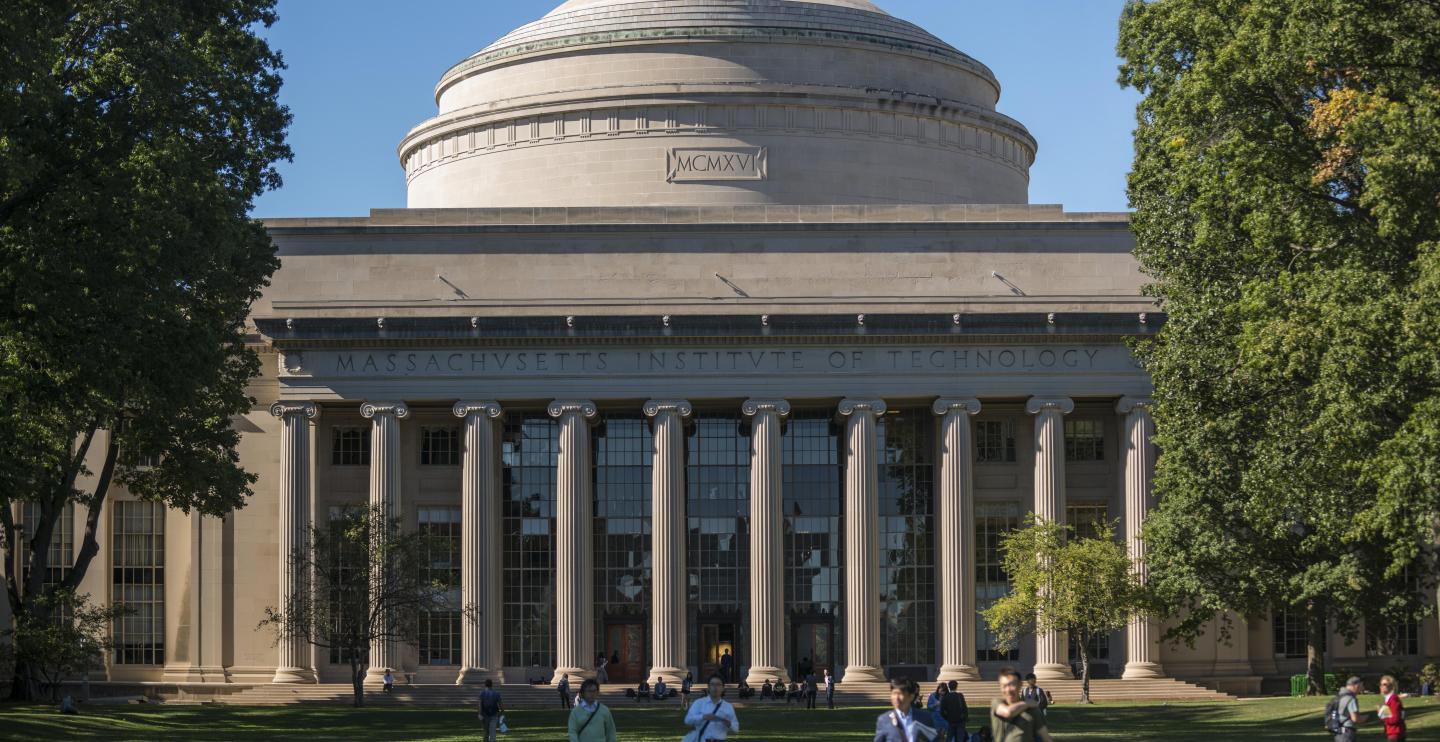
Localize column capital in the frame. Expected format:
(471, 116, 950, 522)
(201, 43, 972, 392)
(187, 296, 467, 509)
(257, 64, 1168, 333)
(453, 401, 504, 420)
(1116, 396, 1155, 415)
(838, 398, 887, 417)
(1025, 397, 1075, 416)
(741, 399, 791, 418)
(547, 400, 598, 420)
(643, 399, 694, 418)
(361, 401, 410, 420)
(270, 401, 321, 420)
(932, 398, 982, 417)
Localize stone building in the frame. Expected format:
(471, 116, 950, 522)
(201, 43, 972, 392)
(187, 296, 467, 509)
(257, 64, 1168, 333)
(5, 0, 1435, 696)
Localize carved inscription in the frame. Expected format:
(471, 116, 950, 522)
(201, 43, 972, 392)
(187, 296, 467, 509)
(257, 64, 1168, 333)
(667, 147, 767, 182)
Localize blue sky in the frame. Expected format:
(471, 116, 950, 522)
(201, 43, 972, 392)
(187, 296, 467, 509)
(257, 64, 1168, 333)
(252, 0, 1139, 217)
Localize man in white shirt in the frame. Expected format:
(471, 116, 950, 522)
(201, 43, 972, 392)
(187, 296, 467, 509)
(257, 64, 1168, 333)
(684, 675, 740, 741)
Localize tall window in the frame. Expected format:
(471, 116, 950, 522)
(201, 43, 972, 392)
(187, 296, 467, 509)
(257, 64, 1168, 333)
(686, 414, 750, 670)
(112, 501, 165, 665)
(332, 426, 370, 466)
(783, 413, 844, 672)
(1064, 420, 1104, 462)
(418, 506, 462, 666)
(1367, 620, 1421, 657)
(593, 415, 652, 665)
(1066, 503, 1110, 540)
(21, 502, 75, 591)
(1273, 607, 1318, 659)
(501, 415, 558, 668)
(976, 502, 1021, 662)
(975, 420, 1017, 464)
(421, 426, 461, 466)
(876, 410, 936, 668)
(327, 506, 364, 666)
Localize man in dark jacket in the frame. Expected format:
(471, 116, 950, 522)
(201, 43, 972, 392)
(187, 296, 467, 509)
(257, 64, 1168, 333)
(940, 680, 969, 741)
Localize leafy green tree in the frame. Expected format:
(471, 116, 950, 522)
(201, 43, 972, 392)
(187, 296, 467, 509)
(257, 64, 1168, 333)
(260, 506, 469, 708)
(0, 1, 290, 699)
(1117, 0, 1440, 695)
(982, 516, 1148, 704)
(1, 589, 124, 702)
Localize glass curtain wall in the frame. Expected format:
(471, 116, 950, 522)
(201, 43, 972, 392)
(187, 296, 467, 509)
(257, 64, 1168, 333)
(592, 414, 653, 682)
(781, 413, 844, 679)
(501, 415, 559, 670)
(686, 414, 750, 677)
(875, 410, 936, 671)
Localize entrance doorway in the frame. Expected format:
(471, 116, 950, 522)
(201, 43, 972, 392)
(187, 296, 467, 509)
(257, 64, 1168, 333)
(792, 620, 834, 680)
(699, 622, 739, 682)
(603, 623, 646, 684)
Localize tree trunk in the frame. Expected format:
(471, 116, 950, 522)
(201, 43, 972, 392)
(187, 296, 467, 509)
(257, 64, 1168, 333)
(351, 659, 365, 707)
(1305, 606, 1327, 697)
(1078, 638, 1092, 705)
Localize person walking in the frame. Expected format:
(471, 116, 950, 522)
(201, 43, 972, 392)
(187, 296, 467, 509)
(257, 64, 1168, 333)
(1020, 673, 1051, 717)
(719, 649, 735, 684)
(1328, 676, 1371, 742)
(681, 672, 695, 711)
(991, 668, 1051, 742)
(558, 673, 573, 709)
(685, 675, 739, 741)
(825, 670, 835, 709)
(806, 673, 818, 709)
(940, 680, 969, 741)
(477, 679, 503, 742)
(569, 678, 618, 742)
(874, 677, 941, 742)
(596, 654, 610, 685)
(1378, 675, 1407, 741)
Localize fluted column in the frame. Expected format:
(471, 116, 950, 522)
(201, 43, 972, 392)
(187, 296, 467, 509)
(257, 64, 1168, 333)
(271, 401, 320, 684)
(1119, 397, 1165, 679)
(455, 401, 505, 684)
(839, 398, 887, 683)
(645, 400, 693, 684)
(935, 399, 982, 682)
(550, 400, 599, 683)
(743, 399, 790, 685)
(362, 401, 408, 686)
(1026, 397, 1074, 681)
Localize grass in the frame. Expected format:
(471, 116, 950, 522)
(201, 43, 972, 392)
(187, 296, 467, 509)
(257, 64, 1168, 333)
(0, 696, 1436, 741)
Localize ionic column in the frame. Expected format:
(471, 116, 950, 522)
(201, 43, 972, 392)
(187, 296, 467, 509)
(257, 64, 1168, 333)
(839, 398, 887, 683)
(645, 400, 693, 684)
(935, 399, 982, 682)
(744, 399, 790, 685)
(271, 401, 320, 684)
(1026, 397, 1074, 681)
(1118, 397, 1165, 679)
(455, 401, 505, 684)
(550, 400, 598, 683)
(362, 401, 408, 686)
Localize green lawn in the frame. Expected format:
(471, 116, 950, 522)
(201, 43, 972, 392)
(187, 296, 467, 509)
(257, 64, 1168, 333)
(1, 697, 1436, 741)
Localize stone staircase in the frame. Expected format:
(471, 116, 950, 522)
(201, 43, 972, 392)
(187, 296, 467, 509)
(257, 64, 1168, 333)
(221, 678, 1234, 707)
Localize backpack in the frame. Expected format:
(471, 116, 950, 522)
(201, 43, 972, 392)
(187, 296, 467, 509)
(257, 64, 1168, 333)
(1324, 690, 1352, 734)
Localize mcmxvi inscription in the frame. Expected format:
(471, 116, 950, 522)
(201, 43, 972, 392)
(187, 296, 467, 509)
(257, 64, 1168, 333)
(668, 147, 767, 182)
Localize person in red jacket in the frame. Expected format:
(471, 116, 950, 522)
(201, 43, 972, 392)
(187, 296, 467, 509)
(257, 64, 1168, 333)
(1378, 675, 1407, 741)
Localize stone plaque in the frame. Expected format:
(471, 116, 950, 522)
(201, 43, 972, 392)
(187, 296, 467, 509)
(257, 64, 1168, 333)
(667, 147, 767, 182)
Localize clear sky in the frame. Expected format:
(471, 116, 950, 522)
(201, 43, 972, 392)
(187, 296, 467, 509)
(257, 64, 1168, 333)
(251, 0, 1140, 217)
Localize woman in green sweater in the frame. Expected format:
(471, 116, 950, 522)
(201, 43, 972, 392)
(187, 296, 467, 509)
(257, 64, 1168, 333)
(568, 678, 618, 742)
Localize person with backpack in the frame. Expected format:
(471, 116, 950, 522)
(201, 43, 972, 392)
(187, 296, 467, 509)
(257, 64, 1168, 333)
(477, 679, 503, 742)
(941, 679, 970, 741)
(568, 678, 618, 742)
(558, 673, 573, 709)
(1020, 673, 1051, 718)
(1326, 676, 1371, 742)
(1378, 675, 1407, 741)
(684, 674, 739, 741)
(991, 668, 1052, 742)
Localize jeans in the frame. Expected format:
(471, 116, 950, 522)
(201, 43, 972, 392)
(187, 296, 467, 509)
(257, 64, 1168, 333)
(481, 716, 498, 742)
(1334, 728, 1356, 742)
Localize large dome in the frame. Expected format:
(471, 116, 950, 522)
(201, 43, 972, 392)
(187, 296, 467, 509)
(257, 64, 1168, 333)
(399, 0, 1037, 208)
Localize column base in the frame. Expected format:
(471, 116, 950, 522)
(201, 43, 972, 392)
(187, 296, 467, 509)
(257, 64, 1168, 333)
(650, 666, 689, 685)
(1122, 661, 1166, 680)
(842, 664, 887, 684)
(364, 666, 406, 686)
(163, 665, 231, 684)
(936, 664, 981, 682)
(456, 667, 503, 685)
(552, 667, 596, 684)
(272, 666, 318, 684)
(1032, 663, 1073, 682)
(746, 665, 790, 686)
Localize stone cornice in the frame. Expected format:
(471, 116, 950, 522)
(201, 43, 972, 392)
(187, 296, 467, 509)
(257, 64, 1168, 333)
(360, 401, 410, 419)
(1025, 397, 1075, 416)
(643, 399, 694, 418)
(837, 398, 887, 417)
(932, 398, 982, 416)
(741, 399, 791, 418)
(453, 401, 505, 419)
(547, 400, 599, 420)
(269, 401, 321, 420)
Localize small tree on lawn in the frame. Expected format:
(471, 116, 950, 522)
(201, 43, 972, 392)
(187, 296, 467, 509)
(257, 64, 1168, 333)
(982, 515, 1150, 704)
(1, 589, 124, 702)
(260, 505, 465, 707)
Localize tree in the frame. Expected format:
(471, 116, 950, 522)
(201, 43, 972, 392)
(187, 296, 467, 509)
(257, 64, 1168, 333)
(0, 1, 290, 698)
(1118, 0, 1440, 695)
(0, 589, 124, 702)
(260, 506, 467, 707)
(982, 516, 1148, 704)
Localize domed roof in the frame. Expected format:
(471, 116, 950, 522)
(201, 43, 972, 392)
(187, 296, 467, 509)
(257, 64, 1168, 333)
(546, 0, 889, 15)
